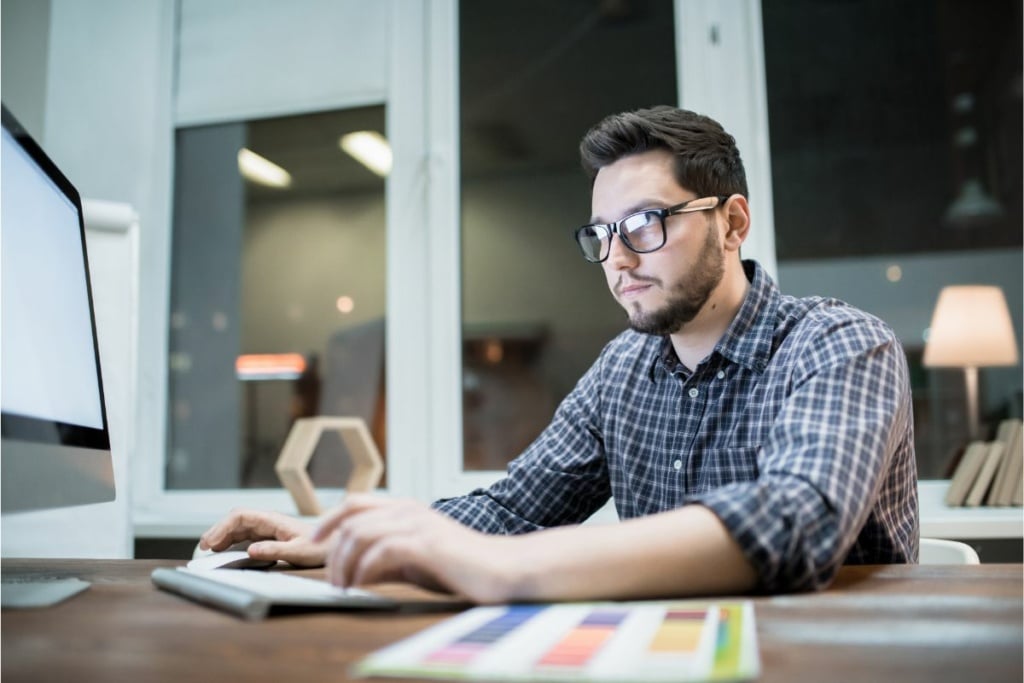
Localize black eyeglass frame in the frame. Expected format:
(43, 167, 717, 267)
(573, 195, 731, 263)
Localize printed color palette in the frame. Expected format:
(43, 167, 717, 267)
(648, 608, 707, 653)
(424, 605, 542, 665)
(356, 600, 759, 682)
(536, 609, 627, 667)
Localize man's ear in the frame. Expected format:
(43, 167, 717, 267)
(721, 195, 751, 252)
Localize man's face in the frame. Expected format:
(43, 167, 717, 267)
(590, 149, 725, 336)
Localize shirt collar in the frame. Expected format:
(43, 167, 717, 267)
(714, 260, 778, 373)
(648, 259, 779, 381)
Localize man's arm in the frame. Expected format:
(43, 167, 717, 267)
(314, 494, 756, 603)
(690, 313, 917, 592)
(196, 342, 618, 566)
(433, 344, 617, 534)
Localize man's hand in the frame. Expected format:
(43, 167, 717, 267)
(312, 495, 521, 604)
(253, 495, 757, 604)
(199, 508, 326, 567)
(312, 497, 758, 603)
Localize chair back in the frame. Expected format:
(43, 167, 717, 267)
(919, 538, 981, 565)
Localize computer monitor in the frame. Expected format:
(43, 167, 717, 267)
(1, 104, 116, 513)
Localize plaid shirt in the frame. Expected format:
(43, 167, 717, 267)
(435, 260, 919, 592)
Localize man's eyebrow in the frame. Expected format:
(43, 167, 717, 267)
(588, 198, 676, 225)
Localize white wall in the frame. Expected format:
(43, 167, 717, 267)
(175, 0, 389, 126)
(0, 0, 174, 555)
(36, 0, 179, 518)
(0, 0, 51, 139)
(676, 0, 777, 278)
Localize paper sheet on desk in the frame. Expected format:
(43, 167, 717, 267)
(355, 600, 759, 682)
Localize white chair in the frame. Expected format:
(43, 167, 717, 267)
(919, 538, 980, 565)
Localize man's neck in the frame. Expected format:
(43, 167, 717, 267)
(668, 265, 750, 371)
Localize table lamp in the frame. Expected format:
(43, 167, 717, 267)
(923, 285, 1019, 440)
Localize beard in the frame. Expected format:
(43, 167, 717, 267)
(623, 219, 724, 336)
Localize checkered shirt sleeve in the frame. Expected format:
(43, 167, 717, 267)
(433, 261, 919, 592)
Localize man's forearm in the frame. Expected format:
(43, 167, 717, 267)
(501, 505, 758, 602)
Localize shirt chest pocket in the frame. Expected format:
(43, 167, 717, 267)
(693, 446, 760, 493)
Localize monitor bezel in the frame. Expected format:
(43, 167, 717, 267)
(1, 104, 114, 508)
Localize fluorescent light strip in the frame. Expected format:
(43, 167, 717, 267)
(237, 148, 292, 188)
(339, 131, 392, 177)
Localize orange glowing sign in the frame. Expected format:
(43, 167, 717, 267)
(235, 353, 307, 380)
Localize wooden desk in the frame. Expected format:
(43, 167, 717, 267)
(2, 560, 1021, 683)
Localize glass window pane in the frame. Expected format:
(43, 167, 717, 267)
(459, 1, 678, 470)
(167, 106, 388, 489)
(762, 0, 1022, 477)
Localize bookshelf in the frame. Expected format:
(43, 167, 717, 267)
(918, 479, 1024, 539)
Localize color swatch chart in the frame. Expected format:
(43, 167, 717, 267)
(356, 600, 759, 681)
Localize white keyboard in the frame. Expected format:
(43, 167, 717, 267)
(183, 568, 380, 602)
(152, 567, 397, 619)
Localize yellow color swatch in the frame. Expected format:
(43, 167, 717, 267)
(648, 619, 704, 653)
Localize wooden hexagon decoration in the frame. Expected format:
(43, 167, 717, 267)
(274, 416, 384, 516)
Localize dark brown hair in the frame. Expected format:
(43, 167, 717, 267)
(579, 105, 748, 198)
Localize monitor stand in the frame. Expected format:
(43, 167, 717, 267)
(1, 577, 91, 608)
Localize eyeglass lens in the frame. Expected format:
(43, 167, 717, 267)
(576, 211, 664, 262)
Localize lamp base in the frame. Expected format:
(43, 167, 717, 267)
(963, 366, 979, 441)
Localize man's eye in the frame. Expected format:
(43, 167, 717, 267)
(622, 213, 656, 233)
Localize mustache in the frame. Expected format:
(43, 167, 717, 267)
(613, 272, 663, 296)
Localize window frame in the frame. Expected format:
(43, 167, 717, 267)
(134, 1, 423, 535)
(133, 0, 778, 536)
(428, 0, 777, 499)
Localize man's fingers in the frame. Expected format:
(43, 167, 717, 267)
(326, 516, 377, 587)
(312, 494, 392, 542)
(322, 502, 412, 586)
(335, 512, 414, 586)
(200, 509, 311, 551)
(350, 532, 456, 592)
(350, 537, 417, 587)
(200, 510, 253, 550)
(323, 500, 449, 589)
(248, 538, 327, 568)
(246, 510, 306, 540)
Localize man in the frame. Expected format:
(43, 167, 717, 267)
(202, 106, 919, 603)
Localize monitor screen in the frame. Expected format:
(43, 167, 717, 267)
(1, 104, 115, 513)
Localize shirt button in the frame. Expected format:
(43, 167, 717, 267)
(673, 459, 682, 471)
(687, 387, 699, 398)
(716, 370, 725, 379)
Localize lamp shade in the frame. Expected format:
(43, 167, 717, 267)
(923, 285, 1019, 367)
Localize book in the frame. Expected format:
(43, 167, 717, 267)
(964, 441, 1005, 507)
(994, 419, 1019, 443)
(355, 600, 760, 682)
(988, 419, 1023, 506)
(945, 441, 990, 506)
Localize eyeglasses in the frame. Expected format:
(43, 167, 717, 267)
(573, 195, 730, 263)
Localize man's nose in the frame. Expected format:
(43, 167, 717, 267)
(606, 234, 639, 270)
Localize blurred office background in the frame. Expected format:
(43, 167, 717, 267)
(2, 1, 1020, 524)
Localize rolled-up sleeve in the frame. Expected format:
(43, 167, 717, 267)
(691, 317, 914, 592)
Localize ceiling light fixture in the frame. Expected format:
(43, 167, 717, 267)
(339, 131, 392, 177)
(237, 148, 292, 188)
